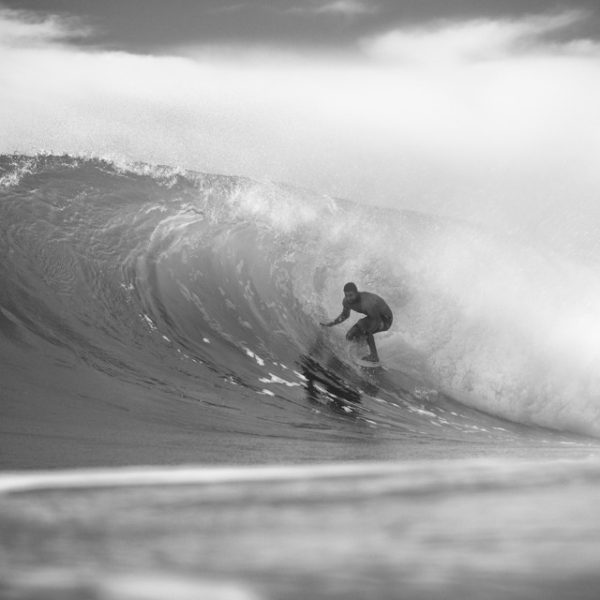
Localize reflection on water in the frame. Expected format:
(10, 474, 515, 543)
(300, 353, 361, 415)
(298, 332, 366, 416)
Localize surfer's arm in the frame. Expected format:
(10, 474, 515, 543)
(321, 304, 350, 327)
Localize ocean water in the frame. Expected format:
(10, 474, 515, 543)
(1, 154, 600, 599)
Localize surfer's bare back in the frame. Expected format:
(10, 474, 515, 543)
(321, 282, 393, 363)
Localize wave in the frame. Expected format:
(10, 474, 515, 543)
(1, 153, 600, 441)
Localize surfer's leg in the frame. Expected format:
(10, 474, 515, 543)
(363, 333, 379, 362)
(359, 316, 387, 362)
(345, 322, 364, 342)
(347, 318, 380, 361)
(348, 317, 379, 361)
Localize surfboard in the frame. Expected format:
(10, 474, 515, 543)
(353, 356, 384, 368)
(348, 345, 384, 369)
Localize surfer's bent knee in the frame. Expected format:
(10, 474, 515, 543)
(381, 315, 393, 332)
(346, 324, 362, 341)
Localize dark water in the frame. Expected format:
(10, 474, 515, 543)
(2, 154, 600, 599)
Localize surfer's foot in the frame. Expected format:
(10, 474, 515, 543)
(361, 354, 379, 363)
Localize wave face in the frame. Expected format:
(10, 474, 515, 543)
(1, 154, 600, 446)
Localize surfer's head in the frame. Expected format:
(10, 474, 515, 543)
(343, 281, 358, 302)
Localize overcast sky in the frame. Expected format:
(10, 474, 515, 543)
(1, 0, 600, 251)
(3, 0, 600, 52)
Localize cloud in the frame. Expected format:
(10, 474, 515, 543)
(315, 0, 376, 16)
(0, 6, 90, 46)
(362, 10, 592, 64)
(286, 0, 377, 18)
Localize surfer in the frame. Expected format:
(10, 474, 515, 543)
(320, 282, 393, 363)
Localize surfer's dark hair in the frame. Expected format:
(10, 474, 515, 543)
(343, 282, 358, 293)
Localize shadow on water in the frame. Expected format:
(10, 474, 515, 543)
(297, 332, 381, 417)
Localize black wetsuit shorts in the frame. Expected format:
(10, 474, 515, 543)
(346, 313, 393, 341)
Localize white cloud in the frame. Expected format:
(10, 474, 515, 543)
(286, 0, 376, 18)
(315, 0, 376, 16)
(363, 10, 591, 64)
(0, 7, 90, 45)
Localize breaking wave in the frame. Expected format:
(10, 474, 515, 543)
(2, 153, 600, 440)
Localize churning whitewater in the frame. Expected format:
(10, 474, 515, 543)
(1, 153, 600, 445)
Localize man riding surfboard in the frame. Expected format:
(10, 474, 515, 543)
(321, 282, 393, 363)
